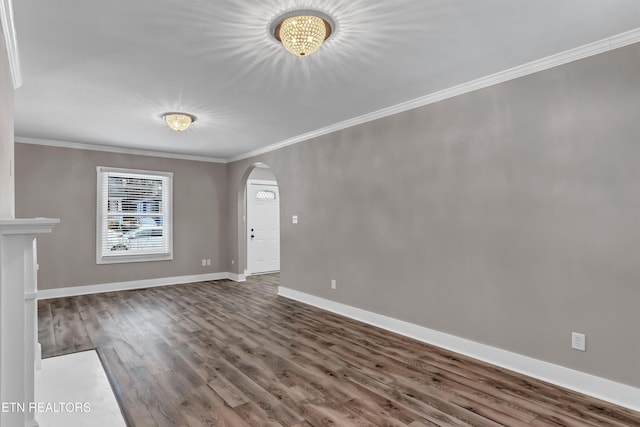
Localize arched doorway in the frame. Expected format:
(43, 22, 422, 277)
(245, 164, 280, 276)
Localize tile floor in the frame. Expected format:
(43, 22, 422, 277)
(35, 350, 126, 427)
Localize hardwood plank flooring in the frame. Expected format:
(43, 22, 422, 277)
(38, 274, 640, 427)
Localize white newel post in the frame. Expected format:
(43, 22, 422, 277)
(0, 219, 59, 427)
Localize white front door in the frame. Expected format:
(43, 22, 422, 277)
(247, 180, 280, 274)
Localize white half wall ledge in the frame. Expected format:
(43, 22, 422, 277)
(37, 272, 246, 299)
(0, 217, 60, 234)
(0, 218, 58, 427)
(277, 286, 640, 413)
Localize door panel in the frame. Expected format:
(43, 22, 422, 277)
(247, 182, 280, 274)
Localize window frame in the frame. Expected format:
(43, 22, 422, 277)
(96, 166, 173, 264)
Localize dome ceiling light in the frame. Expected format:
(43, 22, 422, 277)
(272, 10, 335, 57)
(162, 113, 196, 131)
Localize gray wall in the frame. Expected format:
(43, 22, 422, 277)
(227, 43, 640, 387)
(248, 166, 276, 181)
(0, 29, 14, 219)
(15, 144, 228, 290)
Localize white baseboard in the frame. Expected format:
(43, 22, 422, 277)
(227, 272, 246, 282)
(38, 272, 240, 299)
(278, 287, 640, 412)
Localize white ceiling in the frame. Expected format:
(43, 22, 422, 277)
(12, 0, 640, 160)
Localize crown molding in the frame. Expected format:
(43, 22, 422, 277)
(229, 27, 640, 163)
(0, 0, 21, 89)
(12, 27, 640, 163)
(14, 136, 228, 163)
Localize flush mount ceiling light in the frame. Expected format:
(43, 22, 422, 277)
(271, 10, 334, 57)
(162, 113, 196, 131)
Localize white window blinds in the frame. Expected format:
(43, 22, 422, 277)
(96, 167, 173, 264)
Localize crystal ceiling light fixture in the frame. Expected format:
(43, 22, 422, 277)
(271, 10, 335, 57)
(162, 113, 196, 131)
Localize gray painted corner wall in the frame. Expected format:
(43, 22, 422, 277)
(227, 43, 640, 388)
(0, 28, 14, 219)
(15, 144, 229, 289)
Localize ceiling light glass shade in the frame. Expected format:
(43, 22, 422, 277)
(163, 113, 195, 131)
(275, 14, 332, 56)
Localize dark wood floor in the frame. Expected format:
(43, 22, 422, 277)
(38, 274, 640, 427)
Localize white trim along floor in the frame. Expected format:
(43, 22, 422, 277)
(278, 286, 640, 413)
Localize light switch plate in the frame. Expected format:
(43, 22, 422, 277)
(292, 215, 298, 224)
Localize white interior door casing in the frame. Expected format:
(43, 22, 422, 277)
(247, 180, 280, 274)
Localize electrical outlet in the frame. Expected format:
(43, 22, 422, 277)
(571, 332, 586, 351)
(201, 259, 206, 266)
(206, 259, 211, 266)
(331, 279, 337, 290)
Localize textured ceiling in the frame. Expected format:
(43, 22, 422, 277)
(12, 0, 640, 160)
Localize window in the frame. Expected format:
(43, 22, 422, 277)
(256, 190, 277, 200)
(96, 167, 173, 264)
